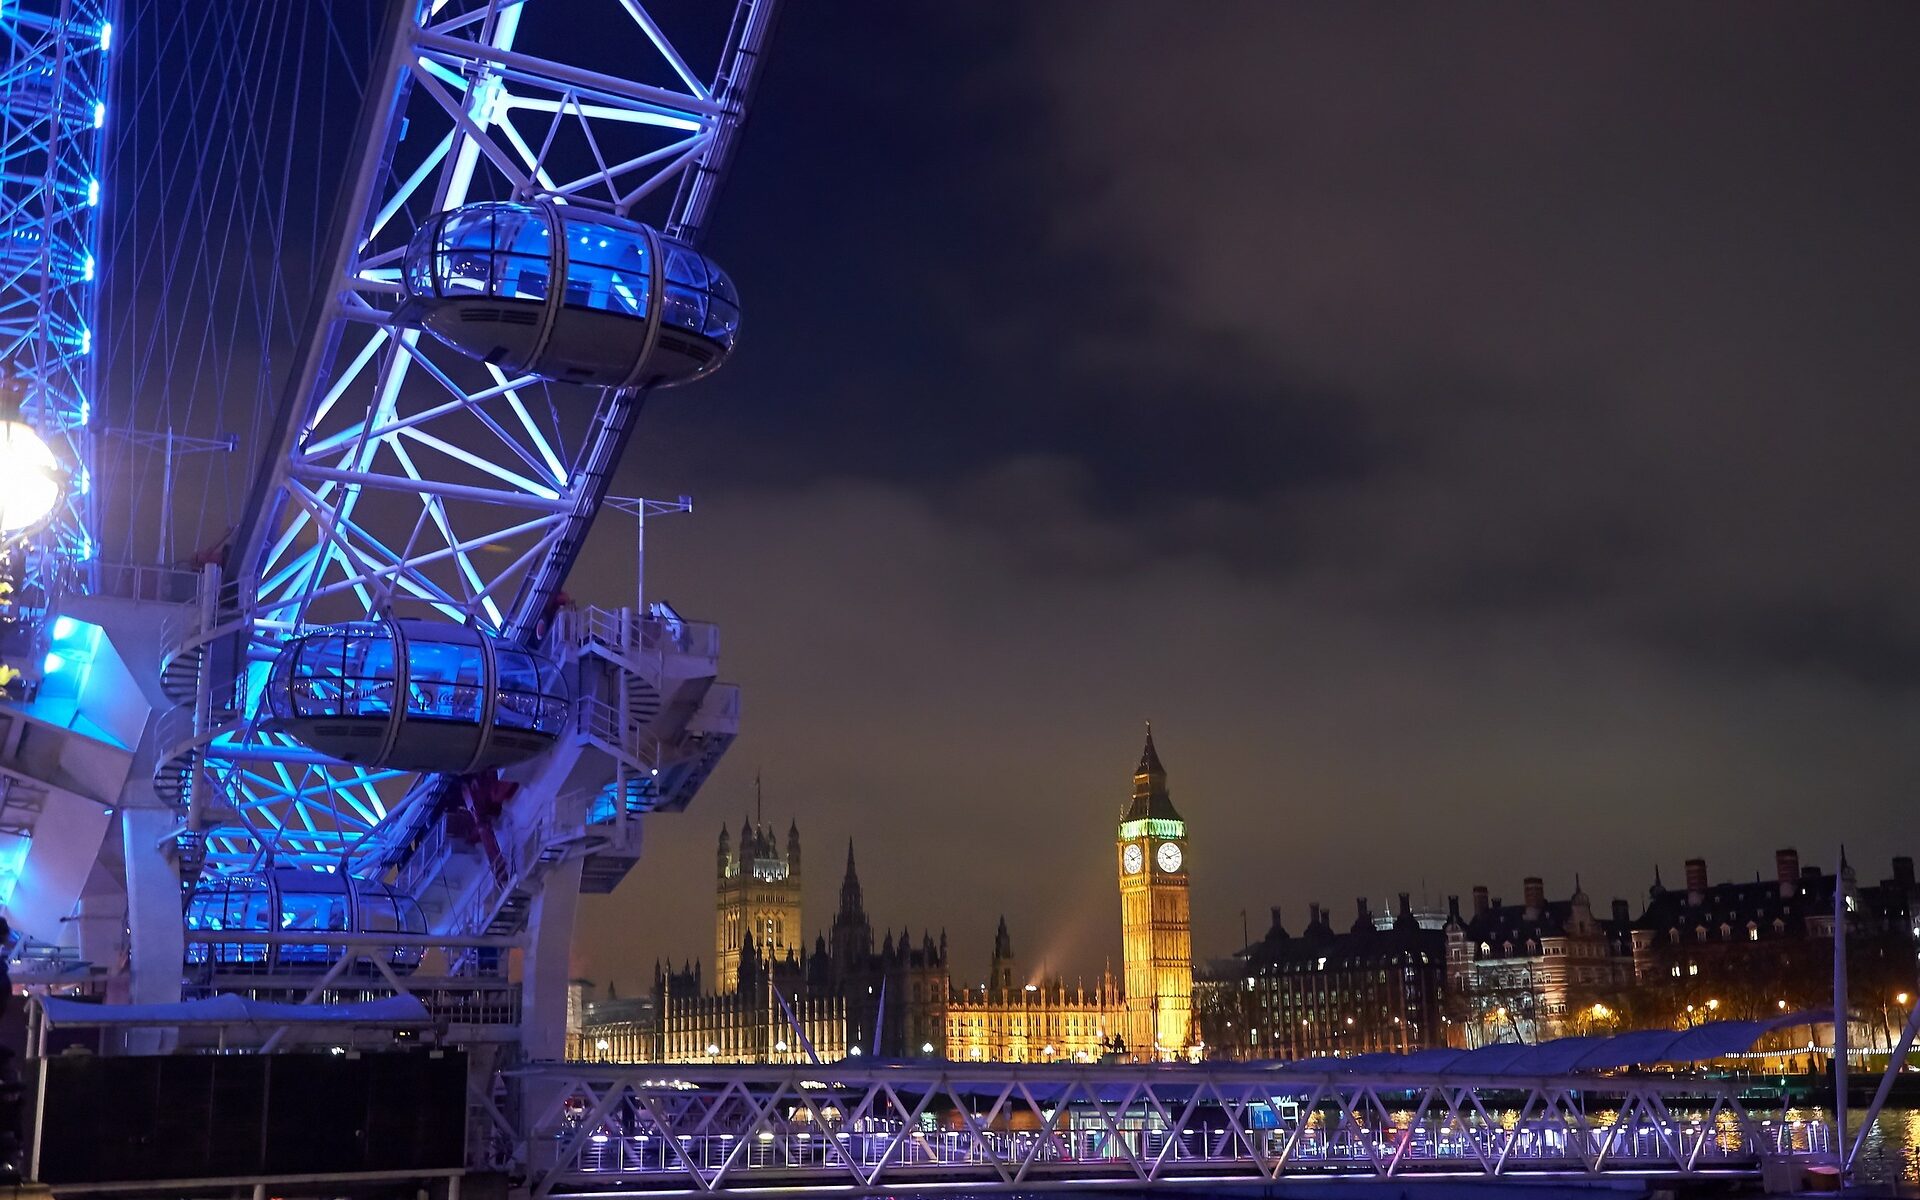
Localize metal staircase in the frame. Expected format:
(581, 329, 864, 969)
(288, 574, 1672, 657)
(400, 604, 740, 945)
(151, 568, 252, 828)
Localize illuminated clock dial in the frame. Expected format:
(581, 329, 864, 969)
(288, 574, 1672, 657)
(1122, 843, 1144, 874)
(1156, 842, 1183, 873)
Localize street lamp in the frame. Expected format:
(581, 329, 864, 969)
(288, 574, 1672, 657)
(1899, 992, 1911, 1007)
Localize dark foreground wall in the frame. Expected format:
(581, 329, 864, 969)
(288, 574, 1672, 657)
(30, 1050, 465, 1185)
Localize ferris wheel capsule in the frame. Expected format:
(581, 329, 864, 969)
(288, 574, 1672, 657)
(262, 616, 569, 774)
(399, 200, 739, 389)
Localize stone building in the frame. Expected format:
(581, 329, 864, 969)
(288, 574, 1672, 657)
(1444, 877, 1636, 1046)
(654, 939, 846, 1063)
(714, 813, 801, 993)
(590, 731, 1208, 1065)
(1628, 851, 1918, 1041)
(811, 841, 952, 1058)
(946, 916, 1125, 1063)
(1195, 895, 1445, 1060)
(1441, 851, 1920, 1048)
(575, 987, 656, 1062)
(1115, 727, 1194, 1060)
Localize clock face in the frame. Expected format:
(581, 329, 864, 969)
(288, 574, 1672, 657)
(1156, 842, 1183, 873)
(1122, 844, 1144, 874)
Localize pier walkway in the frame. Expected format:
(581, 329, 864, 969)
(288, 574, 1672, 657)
(518, 1057, 1830, 1197)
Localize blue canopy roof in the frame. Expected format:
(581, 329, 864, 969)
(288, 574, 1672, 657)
(1282, 1011, 1830, 1078)
(916, 1013, 1830, 1098)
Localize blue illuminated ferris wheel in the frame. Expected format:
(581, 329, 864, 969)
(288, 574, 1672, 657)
(0, 1, 110, 697)
(0, 0, 779, 1063)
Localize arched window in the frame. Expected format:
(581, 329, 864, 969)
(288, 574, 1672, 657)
(1695, 926, 1708, 942)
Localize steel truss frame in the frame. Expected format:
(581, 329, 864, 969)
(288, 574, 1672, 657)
(161, 0, 776, 878)
(0, 0, 111, 616)
(518, 1062, 1830, 1197)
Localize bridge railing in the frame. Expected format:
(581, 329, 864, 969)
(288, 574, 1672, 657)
(511, 1062, 1833, 1196)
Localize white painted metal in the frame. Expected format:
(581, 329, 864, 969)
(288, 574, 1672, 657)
(151, 0, 772, 941)
(513, 1062, 1831, 1196)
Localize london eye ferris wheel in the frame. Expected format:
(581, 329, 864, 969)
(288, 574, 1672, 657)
(0, 0, 780, 1059)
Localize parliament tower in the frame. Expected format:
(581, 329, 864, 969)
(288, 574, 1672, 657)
(715, 814, 802, 994)
(1116, 726, 1193, 1059)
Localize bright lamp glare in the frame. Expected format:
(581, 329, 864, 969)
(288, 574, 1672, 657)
(0, 420, 62, 533)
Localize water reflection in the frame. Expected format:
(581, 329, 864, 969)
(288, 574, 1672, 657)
(1837, 1106, 1920, 1188)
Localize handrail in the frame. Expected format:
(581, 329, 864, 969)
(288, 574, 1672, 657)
(186, 929, 522, 948)
(158, 567, 251, 671)
(575, 694, 660, 770)
(95, 560, 201, 604)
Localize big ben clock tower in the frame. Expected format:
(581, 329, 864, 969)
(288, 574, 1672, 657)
(1116, 725, 1192, 1060)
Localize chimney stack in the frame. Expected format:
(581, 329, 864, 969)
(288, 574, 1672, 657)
(1472, 886, 1490, 917)
(1523, 876, 1546, 916)
(1894, 856, 1916, 888)
(1776, 848, 1799, 896)
(1685, 857, 1708, 902)
(1611, 898, 1630, 923)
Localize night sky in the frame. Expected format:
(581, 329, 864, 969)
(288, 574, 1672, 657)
(104, 3, 1920, 994)
(566, 3, 1920, 994)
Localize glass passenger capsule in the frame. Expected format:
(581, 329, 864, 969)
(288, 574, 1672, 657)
(400, 199, 739, 388)
(184, 868, 426, 973)
(263, 617, 568, 774)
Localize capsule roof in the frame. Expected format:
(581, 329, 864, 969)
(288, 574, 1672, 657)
(263, 616, 567, 775)
(402, 200, 738, 389)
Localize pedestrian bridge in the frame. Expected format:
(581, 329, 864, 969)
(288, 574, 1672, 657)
(519, 1052, 1830, 1197)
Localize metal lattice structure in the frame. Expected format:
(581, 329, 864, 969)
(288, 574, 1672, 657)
(516, 1061, 1832, 1196)
(155, 0, 774, 886)
(0, 0, 111, 651)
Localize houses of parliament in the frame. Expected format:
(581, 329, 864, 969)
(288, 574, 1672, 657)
(580, 730, 1196, 1064)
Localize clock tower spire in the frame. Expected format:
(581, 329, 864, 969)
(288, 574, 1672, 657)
(1116, 723, 1193, 1060)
